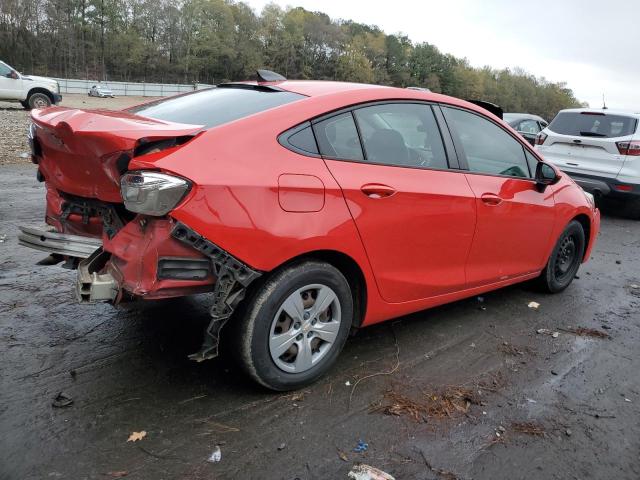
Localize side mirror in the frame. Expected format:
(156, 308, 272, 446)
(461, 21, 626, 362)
(535, 161, 559, 192)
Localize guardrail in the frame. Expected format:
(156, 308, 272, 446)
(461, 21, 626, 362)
(54, 78, 215, 97)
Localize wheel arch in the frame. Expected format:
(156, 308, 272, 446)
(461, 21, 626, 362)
(27, 87, 54, 103)
(267, 249, 368, 328)
(572, 213, 591, 261)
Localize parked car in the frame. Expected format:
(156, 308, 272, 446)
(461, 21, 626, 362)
(536, 108, 640, 218)
(88, 84, 115, 98)
(0, 60, 61, 109)
(504, 113, 548, 146)
(20, 71, 600, 390)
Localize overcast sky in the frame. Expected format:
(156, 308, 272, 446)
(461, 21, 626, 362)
(245, 0, 640, 111)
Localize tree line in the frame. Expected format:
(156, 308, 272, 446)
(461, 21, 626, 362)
(0, 0, 583, 119)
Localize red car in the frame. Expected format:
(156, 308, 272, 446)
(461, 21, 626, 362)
(21, 71, 600, 390)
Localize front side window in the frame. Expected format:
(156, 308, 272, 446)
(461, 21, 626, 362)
(313, 112, 364, 161)
(0, 62, 12, 77)
(444, 107, 531, 178)
(354, 103, 448, 169)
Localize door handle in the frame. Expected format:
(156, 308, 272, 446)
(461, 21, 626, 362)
(480, 193, 502, 206)
(360, 183, 396, 199)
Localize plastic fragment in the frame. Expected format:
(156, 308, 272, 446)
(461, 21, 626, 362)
(52, 392, 73, 408)
(353, 440, 369, 453)
(528, 301, 540, 310)
(348, 464, 395, 480)
(207, 445, 222, 463)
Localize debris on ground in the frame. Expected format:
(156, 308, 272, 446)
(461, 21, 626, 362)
(377, 386, 481, 422)
(512, 421, 545, 437)
(499, 342, 530, 356)
(560, 327, 610, 339)
(337, 449, 349, 462)
(126, 431, 147, 442)
(528, 301, 540, 310)
(277, 442, 286, 451)
(353, 440, 369, 453)
(345, 381, 351, 386)
(415, 448, 462, 480)
(0, 234, 6, 243)
(51, 392, 73, 408)
(106, 472, 129, 478)
(347, 464, 395, 480)
(207, 445, 222, 463)
(537, 328, 559, 338)
(630, 284, 640, 289)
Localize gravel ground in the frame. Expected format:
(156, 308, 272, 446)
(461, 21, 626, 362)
(0, 95, 151, 165)
(1, 163, 639, 479)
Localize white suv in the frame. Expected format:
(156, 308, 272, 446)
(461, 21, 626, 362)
(0, 60, 62, 109)
(535, 108, 640, 218)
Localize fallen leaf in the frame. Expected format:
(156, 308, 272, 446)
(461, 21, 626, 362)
(127, 431, 147, 442)
(337, 449, 349, 462)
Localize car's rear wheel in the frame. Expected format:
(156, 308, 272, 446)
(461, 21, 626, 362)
(235, 261, 353, 391)
(536, 220, 585, 293)
(28, 92, 52, 109)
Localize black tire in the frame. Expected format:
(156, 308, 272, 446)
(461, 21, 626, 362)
(536, 220, 585, 293)
(28, 92, 52, 109)
(620, 197, 640, 220)
(235, 261, 353, 391)
(20, 100, 29, 109)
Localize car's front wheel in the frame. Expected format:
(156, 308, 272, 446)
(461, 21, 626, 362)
(536, 220, 585, 293)
(27, 92, 52, 109)
(235, 261, 353, 391)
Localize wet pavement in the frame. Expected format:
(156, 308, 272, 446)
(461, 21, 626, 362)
(1, 163, 639, 480)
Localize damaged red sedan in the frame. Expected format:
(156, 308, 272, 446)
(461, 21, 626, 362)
(20, 71, 600, 390)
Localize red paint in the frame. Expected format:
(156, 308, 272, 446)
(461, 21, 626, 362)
(32, 81, 600, 325)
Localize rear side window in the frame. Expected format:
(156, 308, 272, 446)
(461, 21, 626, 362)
(313, 113, 364, 161)
(354, 103, 448, 169)
(517, 119, 540, 134)
(129, 87, 304, 129)
(444, 107, 531, 178)
(548, 112, 638, 138)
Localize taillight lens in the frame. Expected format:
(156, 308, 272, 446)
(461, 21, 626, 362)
(535, 133, 548, 145)
(120, 171, 191, 216)
(616, 140, 640, 156)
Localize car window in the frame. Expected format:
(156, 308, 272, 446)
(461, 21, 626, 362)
(129, 86, 304, 129)
(353, 103, 448, 169)
(313, 112, 364, 161)
(0, 62, 12, 76)
(517, 119, 540, 134)
(548, 111, 638, 138)
(444, 107, 531, 178)
(281, 124, 319, 155)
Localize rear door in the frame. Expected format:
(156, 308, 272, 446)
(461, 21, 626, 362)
(314, 103, 476, 303)
(538, 111, 638, 178)
(442, 106, 556, 287)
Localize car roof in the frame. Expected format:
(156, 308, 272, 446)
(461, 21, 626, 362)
(557, 107, 640, 118)
(227, 80, 499, 119)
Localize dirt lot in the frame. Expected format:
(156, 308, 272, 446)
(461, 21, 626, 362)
(1, 166, 640, 477)
(0, 95, 150, 165)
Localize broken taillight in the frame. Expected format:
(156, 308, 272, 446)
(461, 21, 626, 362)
(120, 171, 191, 216)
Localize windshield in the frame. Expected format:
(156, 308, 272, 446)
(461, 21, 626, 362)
(548, 111, 638, 138)
(129, 86, 305, 129)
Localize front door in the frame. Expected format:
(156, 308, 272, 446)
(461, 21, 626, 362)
(442, 106, 556, 287)
(314, 104, 476, 303)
